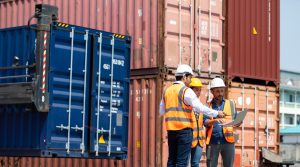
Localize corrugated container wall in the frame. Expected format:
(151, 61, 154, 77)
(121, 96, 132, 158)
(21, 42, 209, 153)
(164, 0, 224, 75)
(225, 0, 280, 85)
(0, 0, 225, 75)
(0, 0, 159, 69)
(0, 75, 280, 167)
(227, 82, 280, 166)
(128, 75, 164, 167)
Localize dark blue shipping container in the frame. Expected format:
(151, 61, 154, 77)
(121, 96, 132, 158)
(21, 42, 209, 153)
(0, 22, 130, 159)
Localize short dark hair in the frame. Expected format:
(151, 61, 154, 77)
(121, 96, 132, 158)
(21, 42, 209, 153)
(175, 76, 183, 81)
(175, 73, 192, 81)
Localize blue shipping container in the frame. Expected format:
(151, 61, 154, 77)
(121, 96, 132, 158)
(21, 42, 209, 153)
(0, 22, 131, 159)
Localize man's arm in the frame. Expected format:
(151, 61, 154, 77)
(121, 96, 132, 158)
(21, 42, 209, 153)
(204, 115, 225, 127)
(191, 99, 218, 117)
(184, 88, 225, 117)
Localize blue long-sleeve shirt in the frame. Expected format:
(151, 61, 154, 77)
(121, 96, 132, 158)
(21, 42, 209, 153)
(204, 98, 236, 145)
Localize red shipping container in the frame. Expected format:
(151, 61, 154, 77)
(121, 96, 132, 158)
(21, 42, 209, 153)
(0, 0, 225, 75)
(225, 0, 280, 84)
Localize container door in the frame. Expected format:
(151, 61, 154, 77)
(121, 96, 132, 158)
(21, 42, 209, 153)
(89, 32, 130, 159)
(194, 0, 224, 75)
(46, 25, 91, 156)
(164, 0, 195, 68)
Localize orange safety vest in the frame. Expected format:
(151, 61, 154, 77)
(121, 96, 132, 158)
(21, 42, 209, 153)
(191, 112, 205, 148)
(206, 100, 235, 144)
(164, 84, 193, 130)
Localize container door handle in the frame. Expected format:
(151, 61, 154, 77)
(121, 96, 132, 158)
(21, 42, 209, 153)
(66, 27, 75, 154)
(95, 33, 103, 156)
(108, 36, 115, 156)
(73, 30, 89, 154)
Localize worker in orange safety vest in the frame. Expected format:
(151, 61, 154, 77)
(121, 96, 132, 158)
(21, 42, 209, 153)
(204, 77, 241, 167)
(189, 77, 205, 167)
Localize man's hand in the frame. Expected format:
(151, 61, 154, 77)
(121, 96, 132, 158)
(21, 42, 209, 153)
(217, 111, 227, 118)
(216, 119, 225, 124)
(206, 118, 225, 126)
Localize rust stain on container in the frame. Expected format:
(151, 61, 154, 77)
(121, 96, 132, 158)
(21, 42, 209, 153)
(225, 0, 280, 84)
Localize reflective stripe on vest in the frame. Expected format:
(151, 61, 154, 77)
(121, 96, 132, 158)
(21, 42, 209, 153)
(165, 107, 192, 113)
(164, 84, 193, 130)
(205, 100, 235, 144)
(191, 112, 205, 148)
(224, 133, 234, 137)
(165, 117, 193, 123)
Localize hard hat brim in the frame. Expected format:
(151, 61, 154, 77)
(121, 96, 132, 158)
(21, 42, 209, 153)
(210, 86, 226, 89)
(175, 72, 193, 76)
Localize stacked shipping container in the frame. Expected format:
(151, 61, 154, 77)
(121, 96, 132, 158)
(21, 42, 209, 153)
(0, 0, 225, 75)
(226, 0, 280, 85)
(0, 0, 280, 166)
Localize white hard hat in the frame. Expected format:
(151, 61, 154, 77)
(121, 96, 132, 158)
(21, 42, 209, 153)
(175, 64, 193, 76)
(210, 77, 226, 89)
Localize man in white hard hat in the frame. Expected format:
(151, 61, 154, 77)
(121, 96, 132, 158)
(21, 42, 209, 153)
(204, 77, 240, 167)
(160, 65, 227, 167)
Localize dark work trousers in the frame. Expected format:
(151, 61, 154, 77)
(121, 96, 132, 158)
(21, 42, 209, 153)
(167, 128, 193, 167)
(206, 143, 235, 167)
